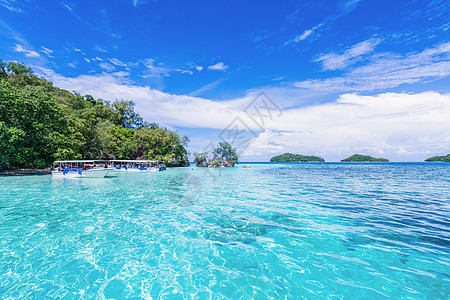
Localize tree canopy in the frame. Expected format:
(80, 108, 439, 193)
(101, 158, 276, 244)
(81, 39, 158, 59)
(0, 59, 189, 170)
(341, 154, 389, 162)
(270, 153, 325, 162)
(194, 142, 238, 167)
(425, 154, 450, 162)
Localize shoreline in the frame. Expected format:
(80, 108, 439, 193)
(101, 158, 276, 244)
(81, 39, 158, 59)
(0, 169, 52, 176)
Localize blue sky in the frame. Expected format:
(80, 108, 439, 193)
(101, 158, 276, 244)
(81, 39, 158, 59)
(1, 0, 450, 161)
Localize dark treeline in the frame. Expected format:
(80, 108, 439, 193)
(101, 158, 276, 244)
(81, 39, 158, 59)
(0, 59, 189, 170)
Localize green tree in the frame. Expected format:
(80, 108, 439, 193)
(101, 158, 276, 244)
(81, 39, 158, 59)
(212, 142, 239, 164)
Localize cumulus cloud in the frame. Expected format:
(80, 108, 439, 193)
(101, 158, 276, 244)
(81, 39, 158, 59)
(244, 92, 450, 161)
(208, 62, 228, 71)
(13, 44, 40, 58)
(34, 66, 450, 161)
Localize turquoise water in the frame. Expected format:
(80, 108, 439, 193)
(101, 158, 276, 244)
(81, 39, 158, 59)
(0, 163, 449, 299)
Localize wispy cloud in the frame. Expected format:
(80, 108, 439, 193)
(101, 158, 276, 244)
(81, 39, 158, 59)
(109, 58, 128, 67)
(315, 38, 382, 70)
(40, 46, 54, 57)
(208, 62, 228, 71)
(0, 0, 23, 12)
(295, 41, 450, 92)
(94, 45, 108, 53)
(287, 0, 364, 45)
(294, 27, 316, 42)
(13, 44, 40, 57)
(140, 58, 170, 78)
(98, 62, 115, 72)
(189, 78, 224, 97)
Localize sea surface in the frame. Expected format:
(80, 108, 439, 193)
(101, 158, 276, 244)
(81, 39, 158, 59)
(0, 163, 449, 299)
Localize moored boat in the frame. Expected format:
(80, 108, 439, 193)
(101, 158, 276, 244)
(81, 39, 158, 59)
(52, 160, 113, 178)
(110, 160, 164, 172)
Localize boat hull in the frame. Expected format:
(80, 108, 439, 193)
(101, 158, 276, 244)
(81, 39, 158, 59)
(52, 168, 112, 178)
(113, 167, 160, 172)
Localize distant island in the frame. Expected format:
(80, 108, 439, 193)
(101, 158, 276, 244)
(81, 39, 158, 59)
(270, 153, 325, 162)
(341, 154, 389, 162)
(425, 154, 450, 162)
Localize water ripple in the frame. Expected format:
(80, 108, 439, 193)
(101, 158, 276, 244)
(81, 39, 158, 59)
(0, 163, 449, 298)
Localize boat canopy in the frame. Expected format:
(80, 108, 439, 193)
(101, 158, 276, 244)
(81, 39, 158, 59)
(110, 160, 160, 163)
(53, 160, 109, 164)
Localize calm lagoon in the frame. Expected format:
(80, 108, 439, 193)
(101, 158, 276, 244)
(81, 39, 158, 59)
(0, 163, 449, 298)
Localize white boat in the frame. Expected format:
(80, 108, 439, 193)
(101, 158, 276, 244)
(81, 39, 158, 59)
(52, 160, 113, 178)
(110, 160, 164, 172)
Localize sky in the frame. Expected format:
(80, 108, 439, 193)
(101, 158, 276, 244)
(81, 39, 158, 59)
(1, 0, 449, 161)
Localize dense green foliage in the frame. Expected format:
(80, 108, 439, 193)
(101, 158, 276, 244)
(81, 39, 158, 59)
(341, 154, 389, 162)
(0, 59, 189, 170)
(194, 142, 238, 167)
(193, 152, 207, 164)
(425, 154, 450, 162)
(270, 153, 325, 162)
(212, 142, 239, 165)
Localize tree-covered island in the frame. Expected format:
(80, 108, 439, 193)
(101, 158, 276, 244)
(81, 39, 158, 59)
(341, 154, 389, 162)
(425, 154, 450, 162)
(194, 142, 238, 167)
(0, 59, 189, 171)
(270, 153, 325, 162)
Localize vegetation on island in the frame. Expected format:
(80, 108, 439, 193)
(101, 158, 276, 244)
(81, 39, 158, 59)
(0, 59, 189, 171)
(270, 153, 325, 162)
(194, 142, 238, 167)
(425, 154, 450, 162)
(341, 154, 389, 162)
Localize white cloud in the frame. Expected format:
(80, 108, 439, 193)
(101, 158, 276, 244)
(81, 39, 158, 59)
(195, 66, 203, 71)
(67, 62, 76, 68)
(295, 41, 450, 92)
(244, 92, 450, 161)
(294, 29, 314, 42)
(94, 45, 108, 53)
(13, 44, 40, 58)
(208, 62, 228, 71)
(109, 58, 128, 67)
(34, 66, 450, 161)
(99, 62, 115, 72)
(189, 79, 224, 97)
(40, 46, 54, 57)
(0, 0, 23, 12)
(315, 38, 382, 70)
(112, 71, 130, 77)
(84, 58, 91, 63)
(141, 58, 170, 77)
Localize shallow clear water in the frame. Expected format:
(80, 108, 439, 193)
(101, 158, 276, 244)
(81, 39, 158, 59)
(0, 163, 449, 299)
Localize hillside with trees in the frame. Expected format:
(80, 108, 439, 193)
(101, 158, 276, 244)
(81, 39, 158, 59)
(425, 154, 450, 162)
(341, 154, 389, 162)
(0, 59, 189, 171)
(270, 153, 325, 162)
